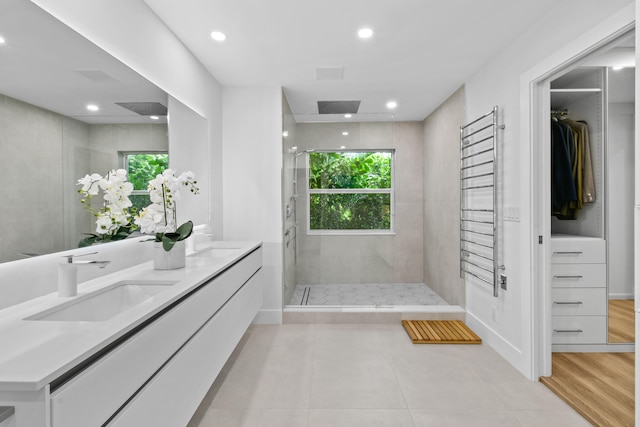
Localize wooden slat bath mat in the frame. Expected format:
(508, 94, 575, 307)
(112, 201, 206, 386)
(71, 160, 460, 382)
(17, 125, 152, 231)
(402, 320, 482, 344)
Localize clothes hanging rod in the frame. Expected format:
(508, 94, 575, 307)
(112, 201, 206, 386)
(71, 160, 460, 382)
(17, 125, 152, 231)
(461, 238, 493, 249)
(462, 172, 494, 181)
(461, 109, 496, 130)
(462, 135, 494, 149)
(550, 108, 568, 115)
(461, 123, 493, 141)
(462, 147, 494, 161)
(463, 251, 494, 263)
(462, 184, 494, 191)
(461, 259, 494, 274)
(461, 269, 493, 286)
(461, 160, 494, 171)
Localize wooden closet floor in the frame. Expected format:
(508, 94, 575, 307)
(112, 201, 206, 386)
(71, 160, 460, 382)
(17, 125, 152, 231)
(540, 352, 634, 427)
(609, 300, 635, 343)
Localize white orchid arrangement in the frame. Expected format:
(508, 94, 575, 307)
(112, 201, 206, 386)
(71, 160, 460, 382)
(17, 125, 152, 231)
(77, 169, 136, 247)
(134, 169, 199, 251)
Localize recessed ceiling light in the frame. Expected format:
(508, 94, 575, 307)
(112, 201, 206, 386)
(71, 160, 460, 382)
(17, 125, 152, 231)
(386, 101, 397, 109)
(210, 31, 227, 42)
(86, 104, 99, 112)
(358, 28, 373, 39)
(340, 145, 346, 149)
(344, 114, 352, 118)
(283, 131, 289, 137)
(612, 66, 625, 71)
(0, 36, 5, 44)
(342, 132, 349, 136)
(150, 115, 159, 120)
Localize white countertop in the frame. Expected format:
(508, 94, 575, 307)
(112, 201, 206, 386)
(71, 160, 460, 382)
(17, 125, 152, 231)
(0, 241, 261, 392)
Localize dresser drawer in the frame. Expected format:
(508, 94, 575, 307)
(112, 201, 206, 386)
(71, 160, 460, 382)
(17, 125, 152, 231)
(551, 263, 606, 288)
(551, 238, 605, 264)
(551, 288, 606, 315)
(552, 316, 606, 344)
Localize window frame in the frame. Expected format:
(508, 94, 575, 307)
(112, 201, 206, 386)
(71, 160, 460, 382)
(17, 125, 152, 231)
(120, 150, 169, 196)
(305, 148, 395, 235)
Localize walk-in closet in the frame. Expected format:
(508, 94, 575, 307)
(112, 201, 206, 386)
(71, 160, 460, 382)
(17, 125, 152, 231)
(549, 62, 634, 351)
(541, 32, 635, 426)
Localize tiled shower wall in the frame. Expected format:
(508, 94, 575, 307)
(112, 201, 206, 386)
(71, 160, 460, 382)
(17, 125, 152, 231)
(422, 86, 466, 306)
(293, 122, 424, 287)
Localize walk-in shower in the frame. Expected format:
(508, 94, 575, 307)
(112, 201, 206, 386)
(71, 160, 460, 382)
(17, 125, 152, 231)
(282, 122, 453, 313)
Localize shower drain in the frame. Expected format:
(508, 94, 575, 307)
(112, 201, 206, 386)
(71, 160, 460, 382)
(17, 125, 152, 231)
(299, 286, 311, 305)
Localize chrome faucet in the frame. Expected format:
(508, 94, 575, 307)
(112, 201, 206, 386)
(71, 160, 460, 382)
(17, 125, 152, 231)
(58, 252, 111, 297)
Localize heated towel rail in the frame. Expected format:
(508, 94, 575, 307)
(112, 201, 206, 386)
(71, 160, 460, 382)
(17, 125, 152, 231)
(459, 106, 504, 297)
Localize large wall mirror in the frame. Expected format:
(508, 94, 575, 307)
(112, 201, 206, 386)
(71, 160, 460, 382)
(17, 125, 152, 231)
(0, 0, 209, 263)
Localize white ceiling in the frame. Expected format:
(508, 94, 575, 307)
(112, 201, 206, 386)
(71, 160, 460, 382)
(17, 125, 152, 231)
(0, 0, 167, 124)
(144, 0, 562, 122)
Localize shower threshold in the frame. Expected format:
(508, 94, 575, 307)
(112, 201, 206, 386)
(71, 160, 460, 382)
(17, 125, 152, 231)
(284, 283, 464, 323)
(283, 304, 466, 323)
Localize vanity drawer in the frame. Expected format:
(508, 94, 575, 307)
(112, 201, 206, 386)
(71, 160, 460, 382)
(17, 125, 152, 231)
(551, 239, 605, 264)
(551, 263, 606, 288)
(551, 288, 606, 316)
(552, 315, 606, 344)
(50, 248, 262, 427)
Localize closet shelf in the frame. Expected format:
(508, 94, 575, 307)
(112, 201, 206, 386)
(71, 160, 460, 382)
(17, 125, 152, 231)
(550, 88, 602, 93)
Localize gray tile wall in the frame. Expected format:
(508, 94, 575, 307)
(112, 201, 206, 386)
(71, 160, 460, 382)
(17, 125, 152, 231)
(293, 122, 424, 286)
(422, 86, 466, 306)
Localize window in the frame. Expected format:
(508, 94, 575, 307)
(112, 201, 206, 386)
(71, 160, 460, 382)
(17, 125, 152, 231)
(307, 150, 394, 234)
(122, 152, 169, 213)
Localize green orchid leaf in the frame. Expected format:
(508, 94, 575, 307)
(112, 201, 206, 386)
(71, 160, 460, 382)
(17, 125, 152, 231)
(175, 220, 193, 241)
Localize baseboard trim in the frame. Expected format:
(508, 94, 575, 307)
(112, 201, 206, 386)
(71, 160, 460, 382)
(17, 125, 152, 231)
(465, 311, 529, 379)
(252, 309, 283, 324)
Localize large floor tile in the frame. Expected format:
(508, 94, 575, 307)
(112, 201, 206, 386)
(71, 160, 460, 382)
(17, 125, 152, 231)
(513, 409, 593, 427)
(309, 326, 407, 409)
(189, 324, 590, 426)
(208, 325, 315, 409)
(410, 410, 524, 427)
(188, 408, 309, 427)
(308, 409, 415, 427)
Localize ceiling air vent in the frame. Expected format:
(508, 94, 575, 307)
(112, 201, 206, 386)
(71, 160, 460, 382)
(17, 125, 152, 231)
(317, 100, 360, 115)
(315, 66, 344, 81)
(115, 102, 167, 116)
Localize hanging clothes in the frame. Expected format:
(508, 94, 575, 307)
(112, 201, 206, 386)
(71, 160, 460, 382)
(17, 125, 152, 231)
(564, 119, 595, 204)
(550, 116, 595, 220)
(551, 119, 577, 215)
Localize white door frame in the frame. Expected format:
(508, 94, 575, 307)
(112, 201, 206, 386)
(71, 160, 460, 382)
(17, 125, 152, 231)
(520, 5, 635, 380)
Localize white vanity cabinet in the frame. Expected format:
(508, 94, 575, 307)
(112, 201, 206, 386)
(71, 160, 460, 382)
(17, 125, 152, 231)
(49, 246, 262, 427)
(551, 237, 607, 345)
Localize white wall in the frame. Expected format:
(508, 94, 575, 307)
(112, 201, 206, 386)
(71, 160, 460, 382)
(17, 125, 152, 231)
(222, 87, 283, 323)
(461, 0, 634, 377)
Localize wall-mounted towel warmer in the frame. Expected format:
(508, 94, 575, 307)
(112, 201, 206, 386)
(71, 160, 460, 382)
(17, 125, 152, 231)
(459, 106, 504, 297)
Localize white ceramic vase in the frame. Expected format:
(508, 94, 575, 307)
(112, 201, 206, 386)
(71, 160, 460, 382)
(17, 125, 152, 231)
(153, 240, 186, 270)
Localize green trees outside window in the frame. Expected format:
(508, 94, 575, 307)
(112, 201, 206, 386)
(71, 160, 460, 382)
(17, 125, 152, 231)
(124, 153, 169, 213)
(308, 151, 393, 231)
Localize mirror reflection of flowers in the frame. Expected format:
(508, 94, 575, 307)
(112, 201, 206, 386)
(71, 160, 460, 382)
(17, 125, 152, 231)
(77, 169, 136, 247)
(134, 169, 199, 251)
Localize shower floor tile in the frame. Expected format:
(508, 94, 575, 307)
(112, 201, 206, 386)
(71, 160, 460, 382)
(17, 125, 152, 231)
(288, 283, 447, 306)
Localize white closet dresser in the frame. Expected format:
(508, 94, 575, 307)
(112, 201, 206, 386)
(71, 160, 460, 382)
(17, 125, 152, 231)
(551, 235, 607, 345)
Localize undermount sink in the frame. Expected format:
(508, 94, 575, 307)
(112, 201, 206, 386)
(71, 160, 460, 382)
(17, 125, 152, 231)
(25, 280, 178, 322)
(191, 247, 242, 257)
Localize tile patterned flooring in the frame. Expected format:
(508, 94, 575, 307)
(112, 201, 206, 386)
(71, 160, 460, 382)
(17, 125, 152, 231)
(188, 324, 590, 427)
(288, 283, 448, 306)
